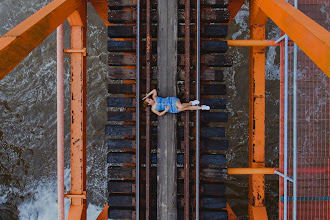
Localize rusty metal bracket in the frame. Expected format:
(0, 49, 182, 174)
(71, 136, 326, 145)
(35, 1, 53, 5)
(64, 48, 87, 56)
(64, 190, 87, 199)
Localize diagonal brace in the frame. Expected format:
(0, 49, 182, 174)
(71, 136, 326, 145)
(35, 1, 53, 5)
(0, 0, 85, 80)
(256, 0, 330, 75)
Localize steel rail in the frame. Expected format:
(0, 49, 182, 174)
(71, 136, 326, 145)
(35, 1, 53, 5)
(293, 2, 298, 220)
(184, 0, 191, 218)
(145, 0, 152, 217)
(196, 0, 201, 218)
(56, 23, 65, 220)
(136, 0, 140, 218)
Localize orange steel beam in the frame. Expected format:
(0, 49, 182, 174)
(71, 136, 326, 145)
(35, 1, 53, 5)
(227, 40, 278, 47)
(249, 0, 267, 218)
(224, 203, 239, 220)
(0, 0, 85, 80)
(227, 0, 246, 25)
(250, 0, 268, 26)
(256, 0, 330, 75)
(67, 205, 84, 220)
(67, 3, 87, 220)
(250, 206, 268, 219)
(96, 203, 109, 220)
(89, 0, 110, 26)
(228, 168, 276, 175)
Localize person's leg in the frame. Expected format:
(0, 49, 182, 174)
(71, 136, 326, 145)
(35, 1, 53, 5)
(176, 100, 192, 109)
(182, 102, 192, 107)
(178, 105, 202, 112)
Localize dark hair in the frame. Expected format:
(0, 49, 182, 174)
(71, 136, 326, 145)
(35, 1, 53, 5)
(143, 100, 149, 109)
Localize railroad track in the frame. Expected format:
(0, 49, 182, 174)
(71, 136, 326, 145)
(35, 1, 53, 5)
(106, 0, 232, 219)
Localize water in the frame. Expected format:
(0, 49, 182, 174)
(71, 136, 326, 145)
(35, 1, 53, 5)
(0, 1, 108, 219)
(0, 1, 281, 219)
(225, 3, 280, 219)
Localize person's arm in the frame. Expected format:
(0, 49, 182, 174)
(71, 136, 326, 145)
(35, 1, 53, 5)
(143, 89, 157, 100)
(151, 106, 170, 116)
(151, 89, 157, 99)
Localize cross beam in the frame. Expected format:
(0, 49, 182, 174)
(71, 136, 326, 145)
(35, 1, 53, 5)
(0, 0, 85, 80)
(257, 0, 330, 75)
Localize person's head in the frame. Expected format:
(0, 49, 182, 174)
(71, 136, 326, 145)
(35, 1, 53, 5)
(143, 97, 155, 108)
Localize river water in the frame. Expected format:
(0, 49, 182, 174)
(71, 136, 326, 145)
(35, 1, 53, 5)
(0, 1, 280, 219)
(225, 3, 280, 219)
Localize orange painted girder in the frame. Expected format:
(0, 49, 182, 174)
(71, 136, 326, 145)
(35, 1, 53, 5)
(257, 0, 330, 75)
(227, 0, 246, 25)
(250, 0, 268, 26)
(249, 206, 268, 220)
(67, 205, 84, 220)
(227, 40, 278, 47)
(0, 0, 84, 80)
(228, 168, 276, 174)
(248, 10, 267, 216)
(68, 4, 87, 220)
(224, 203, 239, 220)
(96, 203, 109, 220)
(89, 0, 110, 26)
(70, 24, 87, 208)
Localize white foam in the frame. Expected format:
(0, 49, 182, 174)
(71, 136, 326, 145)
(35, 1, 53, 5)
(18, 169, 103, 220)
(232, 3, 249, 40)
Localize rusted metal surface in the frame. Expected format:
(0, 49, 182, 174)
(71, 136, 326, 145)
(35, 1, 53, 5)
(146, 0, 152, 217)
(68, 4, 87, 219)
(57, 23, 65, 220)
(248, 0, 267, 217)
(257, 0, 330, 75)
(0, 0, 84, 80)
(184, 0, 190, 218)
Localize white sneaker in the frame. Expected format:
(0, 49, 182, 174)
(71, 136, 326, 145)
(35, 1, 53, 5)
(189, 100, 200, 106)
(201, 105, 210, 110)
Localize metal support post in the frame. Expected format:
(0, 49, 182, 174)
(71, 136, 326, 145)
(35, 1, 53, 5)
(283, 32, 289, 220)
(283, 5, 290, 220)
(57, 23, 65, 220)
(248, 1, 268, 218)
(293, 1, 298, 220)
(67, 4, 87, 219)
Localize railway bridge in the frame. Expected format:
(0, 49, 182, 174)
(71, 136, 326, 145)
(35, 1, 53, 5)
(0, 0, 329, 219)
